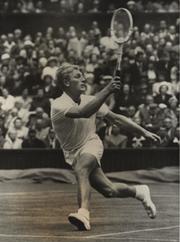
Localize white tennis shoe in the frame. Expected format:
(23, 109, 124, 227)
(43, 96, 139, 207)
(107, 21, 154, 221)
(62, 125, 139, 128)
(135, 185, 157, 219)
(68, 209, 91, 231)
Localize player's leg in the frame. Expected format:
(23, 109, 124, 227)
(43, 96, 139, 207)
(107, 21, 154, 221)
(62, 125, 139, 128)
(68, 153, 98, 231)
(89, 167, 156, 219)
(89, 166, 136, 198)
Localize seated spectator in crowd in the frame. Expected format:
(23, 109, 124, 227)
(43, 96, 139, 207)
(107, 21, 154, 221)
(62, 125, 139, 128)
(139, 103, 163, 132)
(44, 128, 60, 149)
(126, 105, 137, 121)
(156, 127, 172, 147)
(3, 131, 22, 149)
(41, 66, 59, 99)
(16, 88, 32, 110)
(22, 129, 46, 148)
(104, 125, 127, 148)
(135, 94, 154, 123)
(0, 127, 5, 148)
(4, 108, 18, 130)
(34, 118, 50, 141)
(169, 126, 180, 147)
(13, 98, 30, 125)
(7, 117, 28, 140)
(165, 96, 178, 127)
(154, 84, 172, 106)
(0, 88, 15, 112)
(0, 115, 6, 136)
(152, 72, 173, 96)
(30, 88, 50, 115)
(114, 84, 135, 114)
(163, 117, 176, 142)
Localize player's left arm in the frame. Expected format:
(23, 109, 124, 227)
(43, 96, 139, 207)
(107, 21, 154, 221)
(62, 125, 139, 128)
(105, 110, 161, 142)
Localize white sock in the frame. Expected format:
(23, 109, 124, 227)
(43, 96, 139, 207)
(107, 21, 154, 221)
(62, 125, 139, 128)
(78, 208, 90, 220)
(134, 185, 145, 201)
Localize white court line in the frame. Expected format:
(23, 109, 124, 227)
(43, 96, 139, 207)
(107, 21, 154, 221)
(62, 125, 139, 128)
(97, 238, 178, 241)
(0, 226, 178, 240)
(86, 225, 180, 239)
(0, 191, 178, 198)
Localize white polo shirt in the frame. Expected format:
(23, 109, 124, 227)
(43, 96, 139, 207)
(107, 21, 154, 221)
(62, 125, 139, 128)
(51, 92, 109, 151)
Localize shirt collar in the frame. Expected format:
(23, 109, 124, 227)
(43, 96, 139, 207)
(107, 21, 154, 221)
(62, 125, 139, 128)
(62, 92, 81, 105)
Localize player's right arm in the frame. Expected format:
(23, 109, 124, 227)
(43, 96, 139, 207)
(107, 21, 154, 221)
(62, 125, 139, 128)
(65, 77, 121, 119)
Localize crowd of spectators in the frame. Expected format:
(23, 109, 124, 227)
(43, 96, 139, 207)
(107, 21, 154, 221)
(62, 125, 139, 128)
(0, 17, 179, 149)
(0, 0, 179, 14)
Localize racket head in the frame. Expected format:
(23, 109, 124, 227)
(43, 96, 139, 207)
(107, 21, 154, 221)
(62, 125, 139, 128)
(111, 8, 133, 44)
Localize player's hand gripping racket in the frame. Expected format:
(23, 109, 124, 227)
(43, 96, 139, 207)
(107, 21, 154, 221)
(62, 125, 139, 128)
(111, 8, 133, 76)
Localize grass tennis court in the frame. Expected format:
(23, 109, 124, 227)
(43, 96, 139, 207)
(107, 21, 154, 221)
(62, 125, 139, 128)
(0, 182, 179, 242)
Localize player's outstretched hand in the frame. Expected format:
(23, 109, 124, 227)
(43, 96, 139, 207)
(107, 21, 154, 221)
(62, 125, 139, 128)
(108, 76, 121, 92)
(144, 131, 161, 143)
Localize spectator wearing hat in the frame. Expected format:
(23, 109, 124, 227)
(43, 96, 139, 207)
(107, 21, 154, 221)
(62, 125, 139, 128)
(152, 72, 173, 96)
(46, 56, 58, 81)
(0, 53, 10, 67)
(22, 129, 45, 148)
(3, 130, 22, 149)
(41, 66, 60, 99)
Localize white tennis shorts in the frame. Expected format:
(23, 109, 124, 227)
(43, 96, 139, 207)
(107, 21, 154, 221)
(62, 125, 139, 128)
(63, 135, 104, 166)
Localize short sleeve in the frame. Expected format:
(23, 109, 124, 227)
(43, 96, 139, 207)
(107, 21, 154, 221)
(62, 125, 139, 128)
(97, 103, 109, 118)
(51, 98, 74, 122)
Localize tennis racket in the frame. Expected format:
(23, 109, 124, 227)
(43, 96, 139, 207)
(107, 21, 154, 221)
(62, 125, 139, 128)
(111, 8, 133, 75)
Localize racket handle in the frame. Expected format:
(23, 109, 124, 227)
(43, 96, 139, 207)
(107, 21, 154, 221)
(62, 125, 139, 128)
(114, 45, 123, 77)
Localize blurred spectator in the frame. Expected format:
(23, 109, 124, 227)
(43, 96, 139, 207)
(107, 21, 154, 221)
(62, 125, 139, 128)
(114, 84, 135, 114)
(44, 128, 60, 148)
(0, 88, 15, 112)
(3, 131, 22, 149)
(22, 129, 46, 148)
(8, 117, 28, 139)
(0, 127, 5, 148)
(104, 125, 127, 148)
(154, 84, 172, 106)
(30, 88, 50, 114)
(163, 117, 176, 141)
(35, 118, 50, 141)
(169, 126, 180, 147)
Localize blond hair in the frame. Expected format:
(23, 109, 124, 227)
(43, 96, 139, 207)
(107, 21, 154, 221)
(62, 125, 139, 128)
(56, 63, 79, 90)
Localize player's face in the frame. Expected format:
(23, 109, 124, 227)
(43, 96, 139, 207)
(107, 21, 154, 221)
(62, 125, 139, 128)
(70, 69, 86, 94)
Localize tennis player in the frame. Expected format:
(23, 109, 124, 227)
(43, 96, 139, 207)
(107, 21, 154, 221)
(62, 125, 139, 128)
(51, 63, 160, 231)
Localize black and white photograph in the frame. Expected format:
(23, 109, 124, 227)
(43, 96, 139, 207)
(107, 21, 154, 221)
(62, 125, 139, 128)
(0, 0, 179, 241)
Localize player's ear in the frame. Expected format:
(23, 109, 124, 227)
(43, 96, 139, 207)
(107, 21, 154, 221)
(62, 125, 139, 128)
(63, 78, 70, 87)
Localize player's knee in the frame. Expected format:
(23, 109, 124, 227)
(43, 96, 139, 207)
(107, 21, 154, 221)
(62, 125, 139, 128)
(102, 185, 118, 198)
